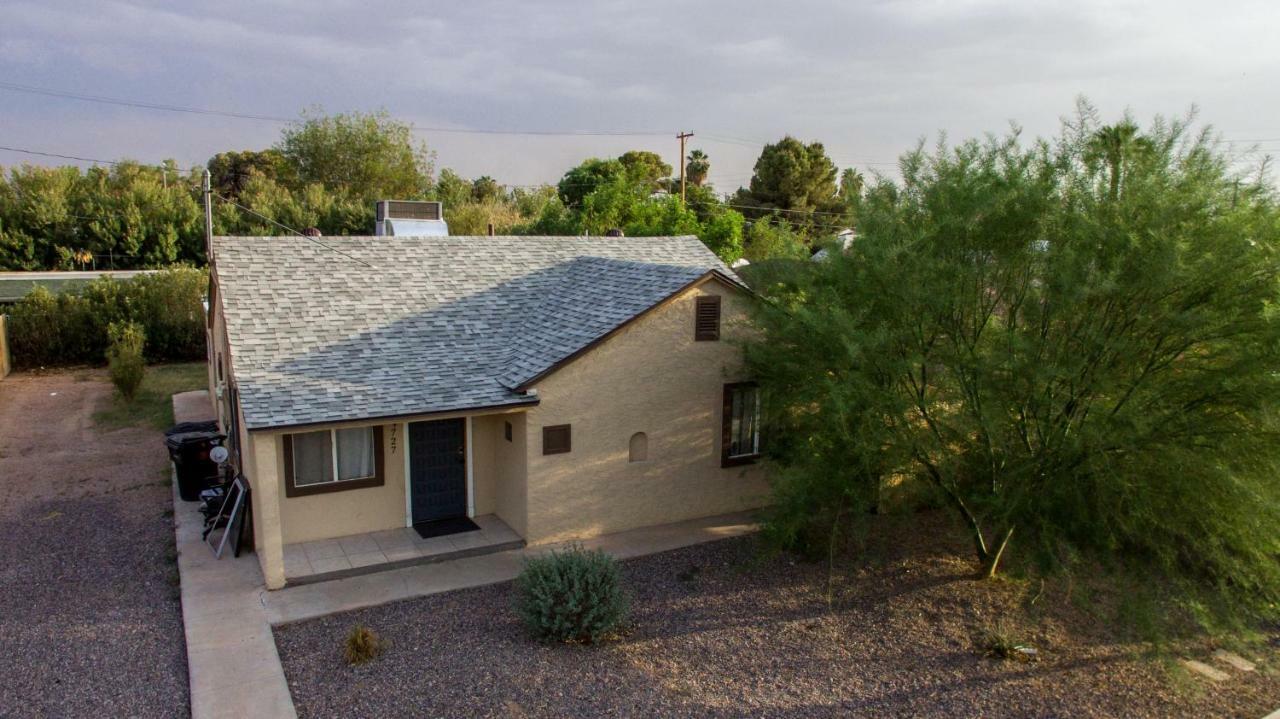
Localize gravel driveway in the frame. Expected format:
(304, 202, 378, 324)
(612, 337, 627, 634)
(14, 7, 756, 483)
(0, 370, 189, 718)
(277, 515, 1278, 718)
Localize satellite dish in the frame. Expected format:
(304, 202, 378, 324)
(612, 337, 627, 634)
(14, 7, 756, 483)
(210, 445, 230, 465)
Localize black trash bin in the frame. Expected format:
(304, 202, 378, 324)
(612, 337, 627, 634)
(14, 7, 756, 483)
(165, 429, 226, 501)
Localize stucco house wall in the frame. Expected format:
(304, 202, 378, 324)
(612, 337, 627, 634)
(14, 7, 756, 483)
(490, 411, 529, 538)
(272, 423, 408, 546)
(522, 278, 769, 545)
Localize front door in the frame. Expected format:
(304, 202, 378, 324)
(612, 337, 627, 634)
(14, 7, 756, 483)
(408, 418, 467, 524)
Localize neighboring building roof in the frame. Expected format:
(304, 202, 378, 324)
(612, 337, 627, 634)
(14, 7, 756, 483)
(213, 235, 743, 430)
(0, 270, 161, 303)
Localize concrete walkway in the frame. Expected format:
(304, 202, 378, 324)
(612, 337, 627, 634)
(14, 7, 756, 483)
(172, 391, 296, 719)
(266, 510, 759, 625)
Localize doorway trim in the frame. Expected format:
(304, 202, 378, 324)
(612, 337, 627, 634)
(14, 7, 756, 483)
(465, 416, 475, 518)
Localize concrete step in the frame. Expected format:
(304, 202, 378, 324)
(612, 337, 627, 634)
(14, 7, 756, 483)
(1212, 649, 1256, 673)
(1182, 659, 1231, 682)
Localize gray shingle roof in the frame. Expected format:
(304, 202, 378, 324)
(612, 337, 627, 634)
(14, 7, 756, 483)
(213, 235, 741, 430)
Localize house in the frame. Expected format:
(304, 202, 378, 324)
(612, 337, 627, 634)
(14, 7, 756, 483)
(207, 233, 768, 589)
(810, 228, 855, 262)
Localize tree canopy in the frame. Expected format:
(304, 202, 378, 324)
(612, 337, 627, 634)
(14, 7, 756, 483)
(277, 109, 434, 200)
(746, 108, 1280, 618)
(686, 149, 710, 187)
(734, 136, 847, 222)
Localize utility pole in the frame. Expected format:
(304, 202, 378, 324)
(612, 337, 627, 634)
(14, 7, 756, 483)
(202, 169, 213, 263)
(676, 131, 694, 205)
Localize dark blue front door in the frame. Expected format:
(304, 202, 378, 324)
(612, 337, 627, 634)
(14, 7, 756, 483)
(409, 419, 467, 524)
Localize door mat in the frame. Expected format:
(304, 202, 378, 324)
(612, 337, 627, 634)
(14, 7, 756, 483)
(413, 516, 481, 539)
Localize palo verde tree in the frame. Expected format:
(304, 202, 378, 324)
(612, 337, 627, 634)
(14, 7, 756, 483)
(747, 105, 1280, 612)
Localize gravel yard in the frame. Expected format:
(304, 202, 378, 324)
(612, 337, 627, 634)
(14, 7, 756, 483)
(0, 369, 190, 718)
(277, 513, 1279, 718)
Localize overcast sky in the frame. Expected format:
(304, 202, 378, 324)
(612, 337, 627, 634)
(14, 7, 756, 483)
(2, 0, 1277, 190)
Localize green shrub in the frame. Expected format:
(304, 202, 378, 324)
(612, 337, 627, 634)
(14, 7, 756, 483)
(343, 625, 385, 666)
(7, 267, 206, 368)
(106, 321, 145, 400)
(515, 545, 629, 644)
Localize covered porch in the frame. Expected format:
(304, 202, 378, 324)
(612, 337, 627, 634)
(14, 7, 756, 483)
(281, 514, 523, 585)
(245, 409, 530, 589)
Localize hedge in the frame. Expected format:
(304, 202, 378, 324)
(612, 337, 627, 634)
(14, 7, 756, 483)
(7, 267, 206, 368)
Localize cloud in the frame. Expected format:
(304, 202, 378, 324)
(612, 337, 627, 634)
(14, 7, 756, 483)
(1, 0, 1277, 187)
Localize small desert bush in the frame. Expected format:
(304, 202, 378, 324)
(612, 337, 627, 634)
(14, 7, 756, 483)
(343, 625, 385, 666)
(515, 545, 629, 644)
(106, 321, 146, 401)
(975, 621, 1038, 662)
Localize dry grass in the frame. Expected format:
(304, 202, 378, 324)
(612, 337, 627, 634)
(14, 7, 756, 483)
(342, 625, 386, 666)
(93, 362, 207, 430)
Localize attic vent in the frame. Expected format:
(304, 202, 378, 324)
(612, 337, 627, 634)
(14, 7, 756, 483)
(695, 295, 721, 341)
(377, 200, 441, 221)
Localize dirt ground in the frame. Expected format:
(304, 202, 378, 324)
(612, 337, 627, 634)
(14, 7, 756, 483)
(277, 513, 1279, 718)
(0, 369, 190, 717)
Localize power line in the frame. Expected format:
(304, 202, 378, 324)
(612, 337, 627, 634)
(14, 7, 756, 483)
(0, 81, 670, 138)
(0, 144, 128, 166)
(211, 192, 373, 267)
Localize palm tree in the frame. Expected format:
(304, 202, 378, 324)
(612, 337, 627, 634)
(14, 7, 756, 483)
(839, 168, 864, 201)
(1085, 121, 1153, 200)
(686, 149, 710, 187)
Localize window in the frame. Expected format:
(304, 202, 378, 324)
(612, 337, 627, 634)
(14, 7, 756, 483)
(284, 426, 384, 497)
(628, 432, 648, 462)
(543, 424, 571, 455)
(504, 421, 513, 442)
(721, 383, 761, 467)
(695, 295, 721, 341)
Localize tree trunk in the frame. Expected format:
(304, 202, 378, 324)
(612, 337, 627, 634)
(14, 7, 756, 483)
(982, 526, 1015, 579)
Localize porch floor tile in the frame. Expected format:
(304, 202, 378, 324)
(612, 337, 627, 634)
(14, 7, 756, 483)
(337, 534, 380, 555)
(309, 556, 352, 574)
(282, 514, 525, 586)
(346, 551, 390, 568)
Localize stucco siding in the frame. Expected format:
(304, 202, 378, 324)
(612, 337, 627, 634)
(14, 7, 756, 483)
(493, 412, 529, 538)
(272, 422, 409, 546)
(244, 430, 285, 589)
(471, 416, 498, 516)
(523, 279, 769, 545)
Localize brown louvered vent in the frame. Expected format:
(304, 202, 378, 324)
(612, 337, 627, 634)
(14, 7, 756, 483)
(695, 295, 721, 341)
(542, 424, 571, 455)
(377, 200, 441, 221)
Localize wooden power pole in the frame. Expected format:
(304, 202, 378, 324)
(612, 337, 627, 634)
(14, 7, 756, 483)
(676, 131, 694, 205)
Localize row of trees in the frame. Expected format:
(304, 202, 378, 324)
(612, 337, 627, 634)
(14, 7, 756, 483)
(0, 110, 861, 271)
(748, 105, 1280, 620)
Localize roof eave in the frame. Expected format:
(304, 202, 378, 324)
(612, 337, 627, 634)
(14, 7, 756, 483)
(244, 396, 541, 433)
